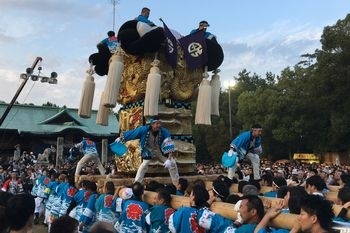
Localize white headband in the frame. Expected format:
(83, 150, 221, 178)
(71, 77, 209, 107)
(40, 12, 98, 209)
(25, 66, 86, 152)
(212, 186, 224, 198)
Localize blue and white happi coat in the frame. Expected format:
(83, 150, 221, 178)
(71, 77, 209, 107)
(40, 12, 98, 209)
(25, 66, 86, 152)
(80, 193, 99, 233)
(146, 204, 175, 233)
(114, 198, 150, 233)
(69, 189, 92, 221)
(31, 174, 50, 198)
(95, 193, 118, 224)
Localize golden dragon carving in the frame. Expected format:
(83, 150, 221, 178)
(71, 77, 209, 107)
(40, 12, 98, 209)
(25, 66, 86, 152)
(117, 45, 203, 105)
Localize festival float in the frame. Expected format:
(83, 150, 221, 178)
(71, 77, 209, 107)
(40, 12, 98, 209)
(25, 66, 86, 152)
(78, 19, 224, 176)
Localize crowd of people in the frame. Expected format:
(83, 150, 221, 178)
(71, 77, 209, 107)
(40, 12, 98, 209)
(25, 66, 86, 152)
(1, 148, 350, 233)
(2, 118, 350, 233)
(1, 121, 350, 232)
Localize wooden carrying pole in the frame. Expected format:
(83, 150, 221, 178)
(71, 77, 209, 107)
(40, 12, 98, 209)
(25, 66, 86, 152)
(76, 175, 348, 223)
(143, 190, 297, 230)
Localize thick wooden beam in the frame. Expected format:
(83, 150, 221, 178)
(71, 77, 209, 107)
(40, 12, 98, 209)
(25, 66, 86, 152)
(143, 190, 190, 209)
(325, 191, 338, 202)
(227, 183, 272, 194)
(328, 185, 340, 192)
(79, 174, 219, 192)
(143, 190, 297, 230)
(142, 191, 349, 229)
(78, 175, 347, 224)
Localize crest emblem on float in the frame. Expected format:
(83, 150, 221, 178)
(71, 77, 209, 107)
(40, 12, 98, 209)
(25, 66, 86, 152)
(167, 38, 175, 54)
(187, 42, 203, 57)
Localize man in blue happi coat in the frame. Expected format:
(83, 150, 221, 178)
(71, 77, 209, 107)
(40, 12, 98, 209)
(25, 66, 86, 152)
(117, 116, 179, 185)
(227, 124, 263, 180)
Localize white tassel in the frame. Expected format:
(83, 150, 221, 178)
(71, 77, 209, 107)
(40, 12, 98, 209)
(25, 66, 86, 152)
(144, 57, 161, 116)
(103, 49, 124, 108)
(195, 67, 211, 125)
(78, 65, 95, 118)
(96, 91, 109, 126)
(210, 69, 221, 116)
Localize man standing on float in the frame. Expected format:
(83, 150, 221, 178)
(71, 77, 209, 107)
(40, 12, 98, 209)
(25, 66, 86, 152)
(227, 124, 263, 180)
(73, 138, 105, 179)
(116, 116, 179, 185)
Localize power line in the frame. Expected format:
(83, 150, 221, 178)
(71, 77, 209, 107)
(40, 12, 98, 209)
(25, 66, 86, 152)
(2, 81, 36, 129)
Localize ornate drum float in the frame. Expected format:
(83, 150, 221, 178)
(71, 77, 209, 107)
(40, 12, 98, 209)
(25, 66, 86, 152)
(80, 20, 224, 175)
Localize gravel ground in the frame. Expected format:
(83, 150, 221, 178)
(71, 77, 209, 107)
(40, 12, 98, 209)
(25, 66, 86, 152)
(33, 224, 47, 233)
(32, 218, 48, 233)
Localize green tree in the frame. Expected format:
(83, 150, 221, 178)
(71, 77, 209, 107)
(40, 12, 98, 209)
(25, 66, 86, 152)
(308, 14, 350, 151)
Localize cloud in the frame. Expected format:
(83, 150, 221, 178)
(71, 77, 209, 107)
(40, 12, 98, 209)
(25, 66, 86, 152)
(0, 0, 104, 18)
(1, 0, 70, 11)
(0, 33, 14, 43)
(219, 22, 323, 82)
(0, 17, 39, 42)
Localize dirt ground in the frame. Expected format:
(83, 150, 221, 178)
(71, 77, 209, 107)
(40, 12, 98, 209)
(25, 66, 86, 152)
(32, 217, 48, 233)
(33, 224, 47, 233)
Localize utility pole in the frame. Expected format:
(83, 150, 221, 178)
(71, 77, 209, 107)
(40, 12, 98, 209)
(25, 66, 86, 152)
(0, 57, 58, 127)
(0, 57, 42, 127)
(228, 87, 232, 138)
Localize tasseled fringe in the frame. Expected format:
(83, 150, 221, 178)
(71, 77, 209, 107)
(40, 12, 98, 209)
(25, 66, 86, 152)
(195, 67, 211, 125)
(210, 69, 221, 116)
(144, 56, 161, 116)
(96, 91, 109, 126)
(103, 48, 124, 108)
(78, 64, 95, 118)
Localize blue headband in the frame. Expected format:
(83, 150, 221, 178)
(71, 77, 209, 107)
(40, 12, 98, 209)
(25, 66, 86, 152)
(149, 118, 161, 124)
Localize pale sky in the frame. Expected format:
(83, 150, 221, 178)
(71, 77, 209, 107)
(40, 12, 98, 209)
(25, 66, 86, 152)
(0, 0, 349, 110)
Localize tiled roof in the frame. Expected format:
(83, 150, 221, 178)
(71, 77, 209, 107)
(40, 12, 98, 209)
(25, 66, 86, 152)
(0, 104, 119, 136)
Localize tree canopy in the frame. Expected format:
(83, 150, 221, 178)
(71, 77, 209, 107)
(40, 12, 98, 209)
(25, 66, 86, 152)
(193, 13, 350, 163)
